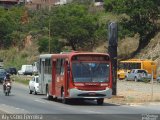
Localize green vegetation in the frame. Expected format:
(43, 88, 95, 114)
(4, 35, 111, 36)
(0, 1, 159, 68)
(12, 75, 31, 85)
(0, 7, 25, 49)
(104, 0, 160, 56)
(50, 4, 99, 50)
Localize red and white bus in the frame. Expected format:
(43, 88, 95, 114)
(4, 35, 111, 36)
(38, 51, 112, 105)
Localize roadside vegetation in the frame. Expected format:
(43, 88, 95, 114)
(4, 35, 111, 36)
(11, 75, 31, 85)
(0, 0, 159, 69)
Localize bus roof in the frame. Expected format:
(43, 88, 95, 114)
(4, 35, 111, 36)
(59, 51, 109, 56)
(39, 52, 110, 61)
(39, 54, 53, 58)
(51, 51, 110, 60)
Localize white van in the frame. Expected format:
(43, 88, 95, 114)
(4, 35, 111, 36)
(18, 65, 33, 75)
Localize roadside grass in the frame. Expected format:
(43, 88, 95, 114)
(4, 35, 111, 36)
(0, 44, 39, 70)
(11, 75, 32, 85)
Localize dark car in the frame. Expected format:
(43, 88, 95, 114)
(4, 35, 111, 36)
(0, 68, 6, 83)
(7, 67, 17, 75)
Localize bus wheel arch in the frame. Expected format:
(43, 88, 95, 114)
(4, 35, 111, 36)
(46, 84, 53, 100)
(61, 86, 68, 104)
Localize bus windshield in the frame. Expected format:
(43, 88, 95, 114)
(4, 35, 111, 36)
(72, 62, 110, 83)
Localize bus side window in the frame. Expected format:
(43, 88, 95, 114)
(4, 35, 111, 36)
(60, 59, 64, 75)
(48, 59, 51, 74)
(56, 59, 61, 75)
(38, 59, 41, 73)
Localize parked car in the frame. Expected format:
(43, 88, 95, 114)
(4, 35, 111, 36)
(18, 65, 33, 76)
(6, 67, 17, 75)
(126, 69, 151, 82)
(0, 68, 6, 83)
(29, 76, 40, 95)
(157, 76, 160, 83)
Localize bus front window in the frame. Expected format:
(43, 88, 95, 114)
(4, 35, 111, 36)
(72, 62, 110, 83)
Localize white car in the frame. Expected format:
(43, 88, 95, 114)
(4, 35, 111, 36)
(29, 76, 40, 95)
(18, 65, 33, 76)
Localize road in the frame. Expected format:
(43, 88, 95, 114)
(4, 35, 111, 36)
(0, 82, 160, 120)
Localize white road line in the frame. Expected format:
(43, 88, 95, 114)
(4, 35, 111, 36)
(85, 110, 102, 114)
(34, 99, 46, 104)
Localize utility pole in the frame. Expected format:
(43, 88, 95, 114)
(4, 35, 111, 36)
(108, 22, 118, 95)
(48, 0, 51, 53)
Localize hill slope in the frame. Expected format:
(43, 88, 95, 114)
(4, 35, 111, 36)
(136, 32, 160, 74)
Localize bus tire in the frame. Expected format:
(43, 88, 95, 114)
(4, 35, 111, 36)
(97, 98, 104, 105)
(46, 86, 53, 100)
(61, 89, 68, 104)
(53, 97, 57, 101)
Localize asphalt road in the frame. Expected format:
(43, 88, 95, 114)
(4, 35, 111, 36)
(0, 82, 160, 120)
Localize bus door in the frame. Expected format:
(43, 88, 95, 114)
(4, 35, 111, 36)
(55, 59, 62, 96)
(64, 60, 70, 97)
(40, 58, 45, 94)
(51, 60, 56, 95)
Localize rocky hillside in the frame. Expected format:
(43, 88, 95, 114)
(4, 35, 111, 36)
(136, 32, 160, 74)
(94, 31, 160, 75)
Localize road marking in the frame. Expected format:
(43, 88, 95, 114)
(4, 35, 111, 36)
(34, 99, 46, 104)
(85, 110, 102, 114)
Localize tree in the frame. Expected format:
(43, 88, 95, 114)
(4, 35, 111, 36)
(104, 0, 160, 54)
(49, 3, 99, 50)
(0, 16, 13, 48)
(38, 36, 49, 53)
(0, 7, 25, 49)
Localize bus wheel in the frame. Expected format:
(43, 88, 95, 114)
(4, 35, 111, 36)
(97, 98, 104, 105)
(53, 97, 57, 101)
(46, 87, 53, 100)
(62, 90, 68, 104)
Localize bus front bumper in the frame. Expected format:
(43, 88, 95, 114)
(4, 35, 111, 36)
(69, 88, 112, 99)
